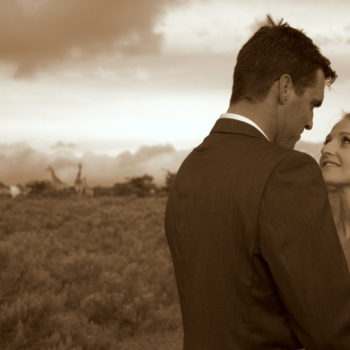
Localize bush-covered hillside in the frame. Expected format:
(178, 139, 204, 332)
(0, 196, 182, 349)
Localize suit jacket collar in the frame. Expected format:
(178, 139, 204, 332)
(210, 118, 269, 141)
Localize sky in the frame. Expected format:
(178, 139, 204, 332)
(1, 0, 350, 185)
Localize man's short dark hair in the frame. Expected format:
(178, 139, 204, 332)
(229, 16, 337, 105)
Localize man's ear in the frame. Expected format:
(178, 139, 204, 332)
(278, 74, 294, 105)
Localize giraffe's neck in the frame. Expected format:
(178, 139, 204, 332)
(75, 165, 82, 184)
(75, 171, 81, 182)
(50, 169, 62, 184)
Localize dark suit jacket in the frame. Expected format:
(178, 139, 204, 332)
(165, 118, 350, 349)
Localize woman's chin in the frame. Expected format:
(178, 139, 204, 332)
(322, 176, 341, 189)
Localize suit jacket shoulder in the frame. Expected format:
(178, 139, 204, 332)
(165, 118, 350, 349)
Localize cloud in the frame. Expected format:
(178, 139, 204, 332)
(0, 143, 50, 184)
(295, 141, 322, 161)
(51, 141, 77, 150)
(0, 141, 326, 188)
(0, 0, 185, 76)
(0, 143, 190, 186)
(84, 50, 235, 93)
(326, 52, 350, 83)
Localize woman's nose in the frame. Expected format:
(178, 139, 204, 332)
(321, 141, 334, 156)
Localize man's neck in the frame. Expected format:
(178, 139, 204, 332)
(227, 102, 276, 141)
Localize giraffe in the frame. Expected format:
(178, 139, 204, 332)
(74, 163, 84, 196)
(82, 177, 93, 197)
(46, 166, 67, 190)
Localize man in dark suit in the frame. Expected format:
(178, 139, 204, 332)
(165, 17, 350, 349)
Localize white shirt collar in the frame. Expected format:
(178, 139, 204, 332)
(219, 113, 270, 141)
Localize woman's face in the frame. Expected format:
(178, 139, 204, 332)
(320, 118, 350, 188)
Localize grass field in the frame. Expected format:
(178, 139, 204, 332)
(0, 196, 182, 349)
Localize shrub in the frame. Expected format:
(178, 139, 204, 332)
(162, 170, 177, 193)
(92, 186, 113, 197)
(112, 183, 135, 197)
(0, 197, 181, 349)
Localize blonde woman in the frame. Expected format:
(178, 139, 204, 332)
(320, 113, 350, 264)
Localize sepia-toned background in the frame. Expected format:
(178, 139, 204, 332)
(1, 0, 350, 186)
(1, 1, 350, 349)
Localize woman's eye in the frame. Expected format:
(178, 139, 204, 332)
(323, 139, 330, 145)
(342, 137, 350, 144)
